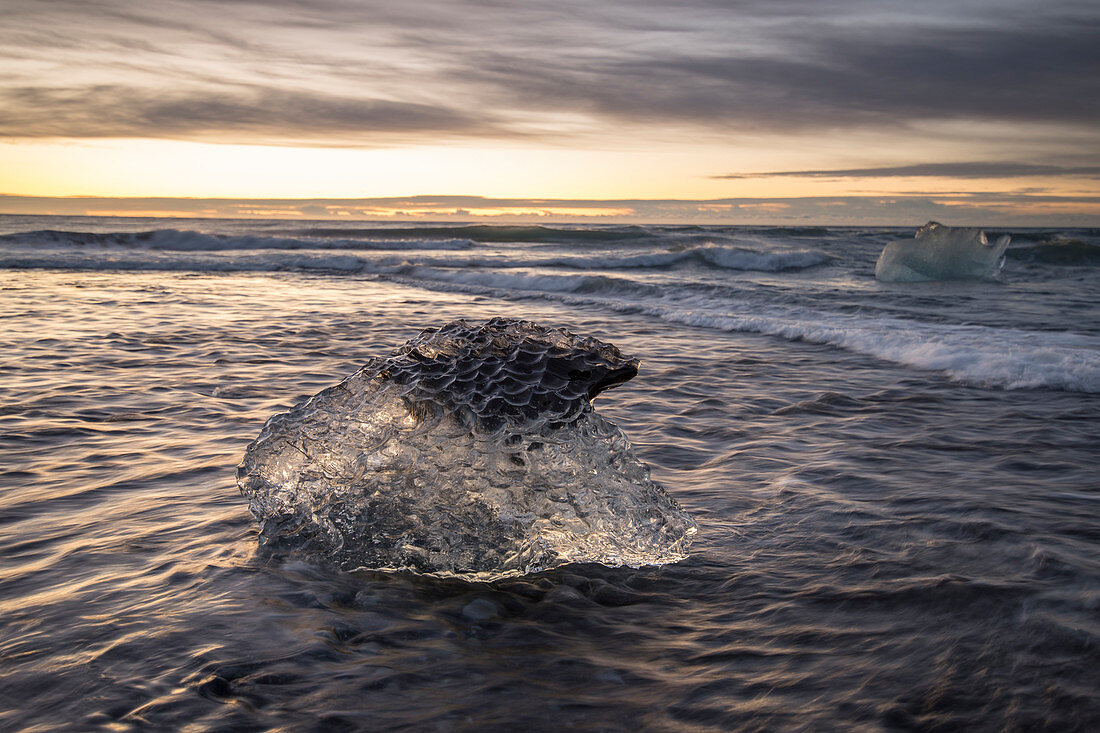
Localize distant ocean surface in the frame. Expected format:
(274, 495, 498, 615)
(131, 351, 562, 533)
(2, 215, 1098, 730)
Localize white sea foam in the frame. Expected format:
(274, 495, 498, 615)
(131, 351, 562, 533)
(631, 302, 1100, 393)
(389, 269, 1100, 393)
(0, 231, 830, 272)
(3, 222, 1097, 393)
(403, 267, 632, 294)
(537, 245, 832, 271)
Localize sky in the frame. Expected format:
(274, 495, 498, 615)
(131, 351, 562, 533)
(2, 0, 1098, 224)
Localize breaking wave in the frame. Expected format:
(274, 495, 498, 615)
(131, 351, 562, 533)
(0, 234, 832, 274)
(2, 220, 1097, 393)
(386, 272, 1100, 394)
(292, 224, 653, 243)
(0, 229, 473, 251)
(0, 251, 374, 273)
(632, 303, 1100, 394)
(537, 245, 832, 271)
(1006, 239, 1100, 266)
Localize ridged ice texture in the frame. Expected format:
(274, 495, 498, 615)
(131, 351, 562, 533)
(237, 318, 697, 580)
(875, 221, 1011, 282)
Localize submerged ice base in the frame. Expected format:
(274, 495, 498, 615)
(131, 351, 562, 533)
(876, 221, 1011, 282)
(237, 318, 697, 581)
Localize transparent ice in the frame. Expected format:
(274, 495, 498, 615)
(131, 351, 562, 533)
(237, 318, 697, 581)
(875, 221, 1011, 282)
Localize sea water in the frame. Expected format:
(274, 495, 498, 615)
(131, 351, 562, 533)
(1, 215, 1098, 730)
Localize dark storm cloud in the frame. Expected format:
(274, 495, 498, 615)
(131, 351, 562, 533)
(1, 0, 1098, 142)
(454, 21, 1099, 131)
(716, 163, 1100, 180)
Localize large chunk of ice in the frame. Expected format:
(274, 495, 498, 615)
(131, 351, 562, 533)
(875, 221, 1011, 282)
(237, 318, 697, 581)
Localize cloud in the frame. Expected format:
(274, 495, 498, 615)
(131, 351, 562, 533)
(456, 20, 1100, 132)
(0, 85, 495, 142)
(716, 163, 1100, 180)
(1, 0, 1097, 145)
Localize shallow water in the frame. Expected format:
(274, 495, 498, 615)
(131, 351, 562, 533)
(1, 218, 1099, 730)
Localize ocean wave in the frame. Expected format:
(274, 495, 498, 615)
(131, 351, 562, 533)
(0, 229, 473, 252)
(381, 270, 1100, 393)
(0, 249, 678, 285)
(408, 245, 832, 272)
(0, 235, 832, 275)
(0, 251, 372, 273)
(402, 267, 641, 295)
(1005, 239, 1100, 266)
(3, 224, 1096, 393)
(291, 224, 652, 243)
(754, 226, 832, 237)
(539, 245, 833, 272)
(632, 304, 1100, 393)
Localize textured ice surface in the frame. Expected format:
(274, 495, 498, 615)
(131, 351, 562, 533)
(237, 318, 697, 581)
(875, 221, 1011, 282)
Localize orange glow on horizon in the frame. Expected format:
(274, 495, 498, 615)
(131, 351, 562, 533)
(1, 132, 1098, 224)
(10, 134, 1096, 203)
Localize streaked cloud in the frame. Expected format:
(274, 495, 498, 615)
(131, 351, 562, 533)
(0, 86, 493, 142)
(717, 163, 1100, 180)
(2, 0, 1097, 145)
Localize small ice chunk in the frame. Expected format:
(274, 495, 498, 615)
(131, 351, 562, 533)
(237, 318, 697, 581)
(875, 221, 1011, 282)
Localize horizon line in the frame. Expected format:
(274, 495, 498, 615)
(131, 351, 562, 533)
(2, 192, 1099, 227)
